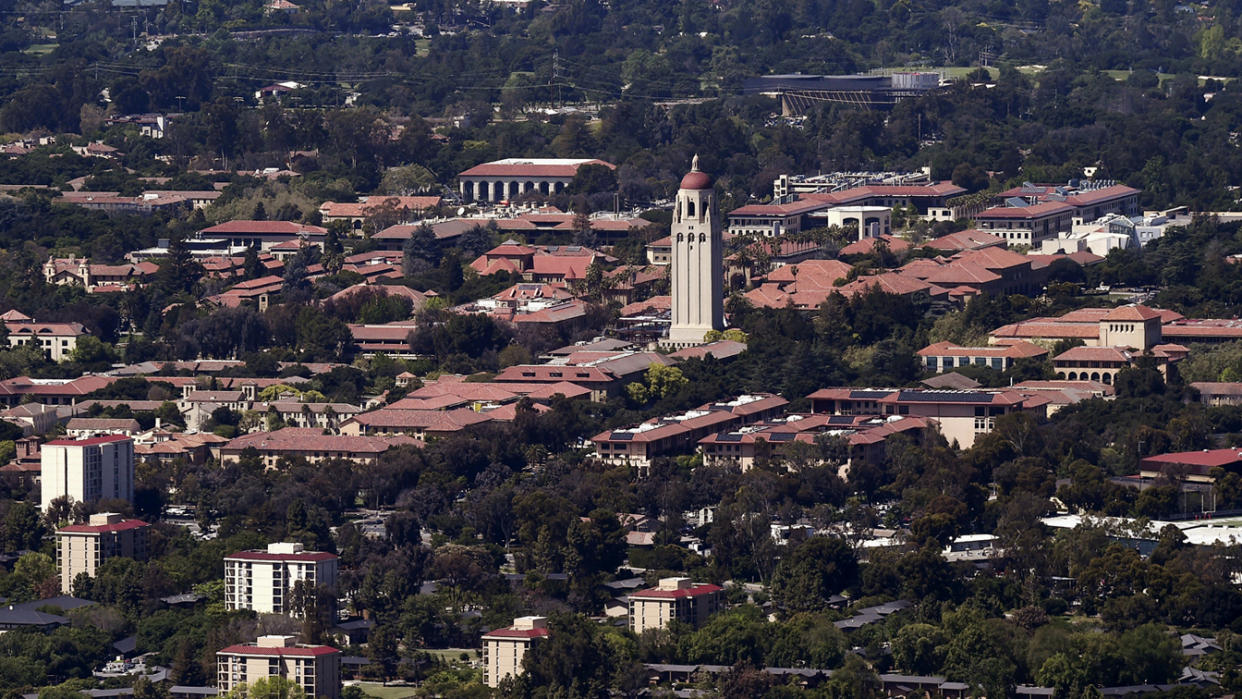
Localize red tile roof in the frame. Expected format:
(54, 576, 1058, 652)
(58, 518, 149, 534)
(225, 549, 338, 562)
(1101, 304, 1161, 322)
(806, 181, 965, 204)
(1053, 346, 1133, 363)
(1141, 449, 1242, 469)
(766, 259, 853, 289)
(975, 201, 1073, 220)
(918, 341, 1047, 359)
(1066, 185, 1140, 206)
(217, 644, 340, 657)
(480, 627, 551, 640)
(222, 428, 418, 454)
(629, 583, 722, 599)
(839, 234, 911, 257)
(45, 435, 131, 447)
(201, 221, 328, 235)
(459, 159, 614, 178)
(729, 199, 833, 217)
(926, 230, 1006, 251)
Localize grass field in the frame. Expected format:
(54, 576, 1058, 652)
(354, 683, 418, 699)
(22, 44, 56, 55)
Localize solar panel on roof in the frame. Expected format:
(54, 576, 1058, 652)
(610, 433, 633, 440)
(1004, 197, 1028, 207)
(716, 433, 743, 442)
(768, 433, 796, 442)
(828, 415, 859, 425)
(849, 390, 891, 400)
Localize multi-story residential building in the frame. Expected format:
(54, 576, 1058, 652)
(224, 542, 339, 616)
(628, 578, 723, 633)
(40, 435, 134, 512)
(217, 635, 340, 699)
(55, 513, 149, 593)
(481, 616, 550, 688)
(806, 387, 1045, 449)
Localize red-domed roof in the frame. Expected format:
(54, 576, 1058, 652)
(679, 155, 713, 190)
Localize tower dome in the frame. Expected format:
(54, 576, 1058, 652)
(679, 154, 713, 190)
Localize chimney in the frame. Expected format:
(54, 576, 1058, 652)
(512, 616, 547, 630)
(255, 635, 296, 648)
(89, 512, 123, 526)
(267, 542, 304, 554)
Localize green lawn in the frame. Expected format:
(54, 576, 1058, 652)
(354, 682, 418, 699)
(22, 44, 56, 55)
(422, 648, 479, 662)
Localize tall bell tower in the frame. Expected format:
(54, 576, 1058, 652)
(664, 155, 724, 348)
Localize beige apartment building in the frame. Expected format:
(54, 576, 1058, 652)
(481, 616, 550, 688)
(217, 635, 340, 699)
(55, 513, 149, 593)
(628, 577, 723, 634)
(40, 435, 135, 512)
(224, 543, 338, 616)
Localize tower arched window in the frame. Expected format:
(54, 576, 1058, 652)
(687, 200, 696, 218)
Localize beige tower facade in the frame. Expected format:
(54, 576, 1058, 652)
(481, 616, 549, 688)
(217, 635, 341, 699)
(665, 156, 724, 348)
(55, 513, 149, 594)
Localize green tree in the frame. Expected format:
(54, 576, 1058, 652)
(892, 623, 950, 675)
(3, 501, 46, 551)
(625, 364, 689, 404)
(223, 677, 307, 699)
(769, 536, 859, 614)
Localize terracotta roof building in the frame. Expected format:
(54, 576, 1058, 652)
(1139, 449, 1242, 483)
(197, 221, 327, 251)
(220, 428, 420, 467)
(318, 196, 441, 231)
(807, 387, 1044, 449)
(459, 158, 615, 203)
(918, 341, 1048, 374)
(224, 543, 338, 616)
(628, 578, 722, 633)
(217, 635, 340, 699)
(592, 394, 788, 472)
(481, 617, 550, 688)
(56, 513, 149, 593)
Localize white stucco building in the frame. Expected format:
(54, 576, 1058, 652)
(40, 435, 135, 512)
(224, 542, 339, 616)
